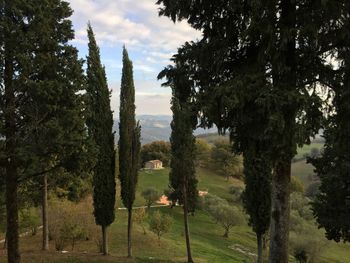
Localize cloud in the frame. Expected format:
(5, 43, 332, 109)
(67, 0, 198, 115)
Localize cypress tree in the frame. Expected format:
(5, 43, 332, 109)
(118, 47, 141, 258)
(86, 23, 116, 255)
(159, 65, 198, 263)
(242, 145, 272, 263)
(311, 2, 350, 242)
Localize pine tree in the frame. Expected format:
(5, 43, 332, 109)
(86, 24, 116, 255)
(118, 47, 141, 258)
(159, 65, 198, 263)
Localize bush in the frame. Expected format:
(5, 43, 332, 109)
(142, 188, 161, 209)
(19, 207, 40, 235)
(291, 176, 304, 193)
(149, 210, 172, 245)
(228, 186, 243, 203)
(49, 197, 98, 251)
(208, 203, 245, 237)
(133, 207, 147, 234)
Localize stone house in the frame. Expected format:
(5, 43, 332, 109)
(144, 160, 163, 169)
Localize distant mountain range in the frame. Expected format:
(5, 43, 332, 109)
(113, 115, 217, 144)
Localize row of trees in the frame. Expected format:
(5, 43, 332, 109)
(0, 1, 141, 262)
(156, 0, 350, 262)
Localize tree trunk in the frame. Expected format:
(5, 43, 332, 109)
(3, 232, 7, 249)
(257, 233, 263, 263)
(223, 229, 229, 238)
(269, 161, 291, 263)
(183, 201, 194, 263)
(5, 158, 20, 263)
(42, 174, 49, 251)
(102, 225, 108, 255)
(4, 10, 20, 261)
(127, 208, 132, 258)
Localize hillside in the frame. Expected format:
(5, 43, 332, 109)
(5, 166, 350, 263)
(113, 115, 216, 144)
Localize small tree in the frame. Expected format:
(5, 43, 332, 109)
(195, 139, 211, 167)
(209, 204, 245, 238)
(141, 188, 161, 209)
(291, 176, 304, 194)
(149, 211, 172, 245)
(133, 207, 147, 235)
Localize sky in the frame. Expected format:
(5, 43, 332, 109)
(67, 0, 201, 116)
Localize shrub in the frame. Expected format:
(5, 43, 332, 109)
(19, 207, 40, 235)
(49, 197, 98, 251)
(149, 210, 172, 245)
(142, 188, 161, 209)
(208, 203, 245, 237)
(291, 176, 304, 194)
(133, 207, 147, 234)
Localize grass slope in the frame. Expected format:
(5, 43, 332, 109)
(2, 164, 350, 263)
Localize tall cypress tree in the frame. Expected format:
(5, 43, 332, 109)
(159, 65, 198, 263)
(118, 47, 141, 258)
(242, 145, 272, 263)
(86, 24, 116, 255)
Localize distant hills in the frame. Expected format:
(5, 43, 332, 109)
(113, 115, 325, 145)
(113, 115, 217, 144)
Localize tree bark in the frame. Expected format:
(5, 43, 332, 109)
(42, 174, 49, 251)
(269, 162, 291, 263)
(102, 225, 108, 255)
(127, 208, 132, 258)
(183, 196, 194, 263)
(257, 233, 263, 263)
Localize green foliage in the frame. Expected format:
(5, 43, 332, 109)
(168, 90, 198, 212)
(291, 176, 305, 194)
(19, 207, 40, 235)
(195, 139, 211, 167)
(118, 47, 141, 211)
(208, 203, 245, 238)
(210, 140, 242, 180)
(228, 186, 243, 204)
(141, 141, 171, 166)
(242, 151, 272, 239)
(141, 188, 161, 209)
(49, 198, 97, 252)
(311, 59, 350, 242)
(133, 207, 147, 235)
(149, 210, 172, 244)
(86, 24, 116, 228)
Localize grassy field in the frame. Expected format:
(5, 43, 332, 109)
(1, 166, 350, 263)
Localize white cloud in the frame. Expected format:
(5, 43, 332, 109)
(67, 0, 198, 115)
(68, 0, 200, 54)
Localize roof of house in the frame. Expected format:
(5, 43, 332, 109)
(146, 159, 162, 164)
